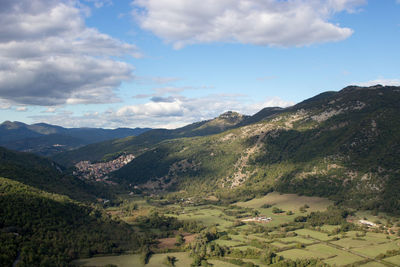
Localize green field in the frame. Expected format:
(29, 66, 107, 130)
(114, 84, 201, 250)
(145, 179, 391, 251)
(359, 261, 388, 267)
(294, 228, 334, 241)
(236, 192, 332, 212)
(331, 232, 395, 250)
(214, 239, 244, 247)
(352, 242, 400, 258)
(75, 252, 192, 267)
(277, 236, 316, 245)
(383, 255, 400, 265)
(307, 244, 363, 266)
(170, 206, 235, 228)
(278, 248, 325, 260)
(76, 195, 400, 267)
(235, 192, 332, 227)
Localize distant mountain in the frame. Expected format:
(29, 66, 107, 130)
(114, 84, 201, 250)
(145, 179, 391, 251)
(52, 111, 252, 166)
(109, 85, 400, 214)
(0, 121, 151, 156)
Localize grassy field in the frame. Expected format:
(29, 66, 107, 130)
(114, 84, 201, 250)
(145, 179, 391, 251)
(235, 192, 332, 227)
(307, 244, 363, 266)
(75, 252, 192, 267)
(359, 261, 388, 267)
(331, 231, 395, 250)
(351, 242, 400, 258)
(383, 255, 400, 265)
(278, 248, 325, 260)
(236, 192, 332, 212)
(76, 194, 400, 267)
(277, 236, 316, 245)
(170, 206, 236, 228)
(294, 228, 334, 241)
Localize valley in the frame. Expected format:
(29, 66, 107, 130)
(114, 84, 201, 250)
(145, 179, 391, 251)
(1, 85, 400, 266)
(74, 192, 400, 267)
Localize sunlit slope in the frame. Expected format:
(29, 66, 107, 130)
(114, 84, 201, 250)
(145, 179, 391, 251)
(112, 85, 400, 213)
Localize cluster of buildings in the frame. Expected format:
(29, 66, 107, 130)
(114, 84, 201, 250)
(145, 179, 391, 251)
(242, 216, 272, 223)
(74, 154, 135, 183)
(358, 219, 377, 227)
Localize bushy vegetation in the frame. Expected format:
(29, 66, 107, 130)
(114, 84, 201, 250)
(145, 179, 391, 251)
(0, 147, 113, 201)
(0, 177, 146, 266)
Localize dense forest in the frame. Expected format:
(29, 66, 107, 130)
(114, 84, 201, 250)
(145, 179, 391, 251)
(0, 177, 147, 266)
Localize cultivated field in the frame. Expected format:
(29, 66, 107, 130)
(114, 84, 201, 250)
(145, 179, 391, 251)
(75, 193, 400, 267)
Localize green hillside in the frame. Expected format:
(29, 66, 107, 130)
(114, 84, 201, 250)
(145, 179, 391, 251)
(0, 147, 112, 201)
(111, 85, 400, 214)
(0, 177, 143, 266)
(52, 111, 250, 166)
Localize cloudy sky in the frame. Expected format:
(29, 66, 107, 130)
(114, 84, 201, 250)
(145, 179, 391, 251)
(0, 0, 399, 129)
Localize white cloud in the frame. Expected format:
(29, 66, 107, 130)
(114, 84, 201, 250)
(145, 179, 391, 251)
(0, 99, 12, 110)
(43, 107, 58, 113)
(32, 94, 295, 129)
(16, 107, 28, 112)
(83, 0, 113, 8)
(355, 78, 400, 87)
(0, 0, 138, 106)
(249, 97, 295, 113)
(117, 99, 185, 117)
(132, 0, 365, 49)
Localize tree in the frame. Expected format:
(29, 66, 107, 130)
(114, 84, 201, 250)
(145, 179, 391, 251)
(175, 234, 185, 246)
(163, 255, 177, 266)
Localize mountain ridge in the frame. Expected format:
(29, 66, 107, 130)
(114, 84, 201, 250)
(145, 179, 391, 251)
(0, 121, 151, 156)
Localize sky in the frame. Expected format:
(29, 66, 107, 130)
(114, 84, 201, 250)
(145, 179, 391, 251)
(0, 0, 399, 129)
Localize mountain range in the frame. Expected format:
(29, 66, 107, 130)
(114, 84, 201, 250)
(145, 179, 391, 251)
(53, 84, 400, 214)
(1, 84, 400, 266)
(0, 121, 151, 156)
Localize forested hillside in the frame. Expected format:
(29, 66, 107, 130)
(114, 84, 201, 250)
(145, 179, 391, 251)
(0, 147, 112, 201)
(0, 177, 145, 266)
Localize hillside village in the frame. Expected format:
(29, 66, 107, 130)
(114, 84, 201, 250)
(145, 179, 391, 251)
(74, 154, 135, 182)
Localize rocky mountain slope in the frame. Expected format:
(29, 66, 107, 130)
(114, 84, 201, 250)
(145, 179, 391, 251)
(110, 85, 400, 214)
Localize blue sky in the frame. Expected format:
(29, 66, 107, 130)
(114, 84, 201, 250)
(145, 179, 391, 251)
(0, 0, 399, 128)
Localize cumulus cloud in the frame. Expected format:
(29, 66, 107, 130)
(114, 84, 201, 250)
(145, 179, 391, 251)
(83, 0, 113, 8)
(0, 0, 138, 106)
(132, 0, 365, 49)
(32, 94, 295, 129)
(0, 99, 12, 110)
(16, 107, 28, 112)
(355, 79, 400, 87)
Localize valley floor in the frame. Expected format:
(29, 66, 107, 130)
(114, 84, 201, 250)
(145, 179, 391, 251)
(74, 192, 400, 267)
